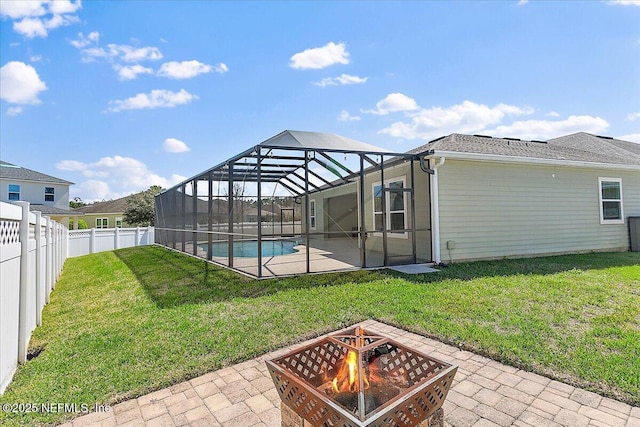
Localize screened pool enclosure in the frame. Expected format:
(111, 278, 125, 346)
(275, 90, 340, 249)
(155, 131, 432, 278)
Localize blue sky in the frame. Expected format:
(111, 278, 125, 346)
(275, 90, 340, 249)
(1, 0, 639, 202)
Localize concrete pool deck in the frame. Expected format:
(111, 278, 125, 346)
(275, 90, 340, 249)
(61, 320, 639, 427)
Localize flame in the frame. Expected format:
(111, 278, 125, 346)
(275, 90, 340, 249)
(331, 350, 369, 393)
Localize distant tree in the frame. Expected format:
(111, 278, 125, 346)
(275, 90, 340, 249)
(69, 197, 86, 209)
(124, 185, 163, 226)
(69, 218, 89, 229)
(223, 183, 246, 223)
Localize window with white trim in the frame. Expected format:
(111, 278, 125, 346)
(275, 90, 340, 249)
(372, 178, 406, 236)
(44, 187, 55, 202)
(115, 217, 123, 228)
(8, 184, 20, 201)
(598, 177, 623, 224)
(96, 218, 109, 229)
(309, 200, 316, 230)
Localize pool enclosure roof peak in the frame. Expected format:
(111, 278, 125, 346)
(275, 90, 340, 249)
(258, 130, 393, 154)
(166, 130, 416, 196)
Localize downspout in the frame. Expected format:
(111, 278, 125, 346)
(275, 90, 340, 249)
(427, 156, 445, 264)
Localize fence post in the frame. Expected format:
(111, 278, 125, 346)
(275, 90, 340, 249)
(114, 227, 120, 250)
(135, 227, 140, 246)
(53, 223, 58, 281)
(15, 201, 30, 363)
(90, 228, 96, 254)
(147, 225, 152, 245)
(45, 217, 52, 301)
(34, 211, 43, 325)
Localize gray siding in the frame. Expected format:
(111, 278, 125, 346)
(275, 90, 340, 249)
(437, 159, 640, 262)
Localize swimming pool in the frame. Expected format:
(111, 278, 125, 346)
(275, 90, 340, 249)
(201, 240, 300, 258)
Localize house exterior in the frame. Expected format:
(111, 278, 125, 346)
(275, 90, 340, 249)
(411, 132, 640, 263)
(73, 196, 134, 229)
(0, 160, 81, 226)
(304, 132, 640, 264)
(156, 130, 639, 278)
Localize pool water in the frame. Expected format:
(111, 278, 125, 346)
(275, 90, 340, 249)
(201, 240, 300, 258)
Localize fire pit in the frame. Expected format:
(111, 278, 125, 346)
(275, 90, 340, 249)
(266, 325, 457, 427)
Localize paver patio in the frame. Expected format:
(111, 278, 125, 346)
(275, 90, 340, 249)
(61, 320, 640, 427)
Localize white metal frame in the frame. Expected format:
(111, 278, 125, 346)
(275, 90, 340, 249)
(598, 177, 624, 224)
(372, 176, 407, 239)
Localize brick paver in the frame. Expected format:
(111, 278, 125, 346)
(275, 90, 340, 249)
(60, 320, 639, 427)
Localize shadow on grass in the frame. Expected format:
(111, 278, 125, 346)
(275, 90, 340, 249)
(386, 250, 640, 284)
(115, 245, 640, 308)
(114, 245, 385, 308)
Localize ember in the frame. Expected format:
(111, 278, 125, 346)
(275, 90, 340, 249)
(267, 324, 457, 427)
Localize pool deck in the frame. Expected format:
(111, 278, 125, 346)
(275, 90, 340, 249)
(187, 237, 386, 278)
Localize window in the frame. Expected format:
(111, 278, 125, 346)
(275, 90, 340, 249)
(96, 218, 108, 229)
(8, 184, 20, 201)
(115, 217, 123, 228)
(44, 187, 55, 202)
(598, 178, 623, 224)
(372, 178, 406, 236)
(309, 200, 316, 230)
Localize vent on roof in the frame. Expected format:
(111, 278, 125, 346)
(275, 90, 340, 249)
(0, 163, 20, 168)
(427, 135, 447, 143)
(531, 140, 547, 144)
(473, 134, 492, 138)
(503, 137, 521, 141)
(596, 135, 614, 140)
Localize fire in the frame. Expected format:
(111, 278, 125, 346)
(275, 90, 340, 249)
(331, 350, 370, 393)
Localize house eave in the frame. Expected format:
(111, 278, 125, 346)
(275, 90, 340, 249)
(424, 150, 640, 171)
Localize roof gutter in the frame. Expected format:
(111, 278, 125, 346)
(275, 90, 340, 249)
(429, 156, 445, 264)
(424, 150, 640, 171)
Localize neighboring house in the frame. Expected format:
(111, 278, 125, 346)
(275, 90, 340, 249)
(74, 195, 134, 229)
(0, 160, 81, 226)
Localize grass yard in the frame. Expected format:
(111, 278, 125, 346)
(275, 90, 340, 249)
(0, 246, 638, 426)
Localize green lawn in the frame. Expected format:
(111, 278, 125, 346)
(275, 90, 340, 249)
(1, 246, 638, 426)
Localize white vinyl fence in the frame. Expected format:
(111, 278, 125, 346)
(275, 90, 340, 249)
(67, 226, 154, 257)
(0, 201, 66, 394)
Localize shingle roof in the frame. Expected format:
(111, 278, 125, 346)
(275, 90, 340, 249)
(0, 160, 74, 184)
(408, 133, 640, 166)
(29, 205, 83, 216)
(74, 195, 132, 214)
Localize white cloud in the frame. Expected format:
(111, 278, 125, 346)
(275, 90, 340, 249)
(518, 0, 529, 5)
(289, 42, 350, 70)
(114, 64, 153, 81)
(107, 89, 198, 112)
(378, 100, 534, 140)
(338, 110, 360, 121)
(157, 60, 221, 79)
(0, 61, 47, 104)
(13, 17, 47, 38)
(608, 0, 640, 6)
(483, 115, 609, 140)
(1, 0, 82, 38)
(30, 55, 42, 62)
(69, 31, 99, 48)
(163, 138, 190, 153)
(6, 106, 24, 116)
(214, 63, 228, 73)
(49, 0, 82, 15)
(70, 34, 163, 64)
(364, 93, 419, 115)
(0, 1, 47, 19)
(57, 155, 186, 202)
(314, 74, 367, 87)
(626, 112, 640, 121)
(107, 44, 163, 62)
(618, 133, 640, 143)
(548, 111, 561, 117)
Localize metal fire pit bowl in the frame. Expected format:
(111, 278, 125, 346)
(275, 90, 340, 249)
(266, 326, 457, 427)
